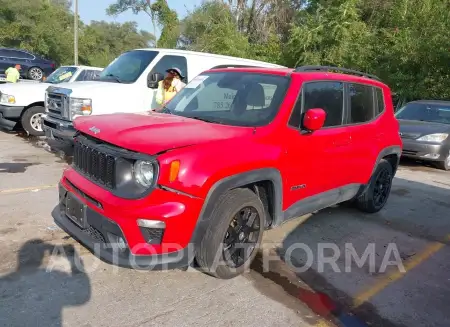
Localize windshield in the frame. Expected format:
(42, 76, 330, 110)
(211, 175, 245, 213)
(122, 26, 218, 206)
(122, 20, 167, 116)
(395, 102, 450, 124)
(164, 72, 290, 127)
(98, 50, 159, 84)
(45, 66, 78, 84)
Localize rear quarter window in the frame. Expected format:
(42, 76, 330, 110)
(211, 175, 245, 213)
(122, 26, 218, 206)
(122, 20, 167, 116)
(375, 87, 385, 115)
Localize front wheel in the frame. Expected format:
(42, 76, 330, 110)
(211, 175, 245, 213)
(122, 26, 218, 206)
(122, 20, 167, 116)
(356, 159, 394, 213)
(21, 106, 45, 136)
(435, 154, 450, 171)
(196, 188, 265, 279)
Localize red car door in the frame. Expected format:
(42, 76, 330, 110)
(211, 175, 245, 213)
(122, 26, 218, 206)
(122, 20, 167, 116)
(282, 80, 351, 210)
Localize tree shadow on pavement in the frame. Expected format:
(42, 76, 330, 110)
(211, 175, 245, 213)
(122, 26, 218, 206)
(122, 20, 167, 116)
(0, 239, 91, 326)
(274, 177, 450, 327)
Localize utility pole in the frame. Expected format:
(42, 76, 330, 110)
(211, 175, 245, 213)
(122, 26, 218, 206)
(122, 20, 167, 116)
(74, 0, 79, 65)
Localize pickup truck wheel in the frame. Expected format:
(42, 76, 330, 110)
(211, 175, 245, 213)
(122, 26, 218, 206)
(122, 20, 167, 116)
(196, 188, 265, 279)
(356, 159, 393, 213)
(21, 106, 45, 136)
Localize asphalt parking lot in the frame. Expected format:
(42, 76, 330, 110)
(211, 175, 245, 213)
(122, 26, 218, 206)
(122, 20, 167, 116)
(1, 131, 449, 327)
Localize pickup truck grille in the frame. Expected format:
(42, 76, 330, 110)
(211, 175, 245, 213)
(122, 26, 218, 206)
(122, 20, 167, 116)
(73, 135, 116, 188)
(46, 91, 69, 120)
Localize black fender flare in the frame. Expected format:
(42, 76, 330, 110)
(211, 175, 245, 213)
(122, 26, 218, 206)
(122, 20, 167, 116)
(358, 145, 402, 196)
(371, 145, 402, 176)
(189, 168, 283, 247)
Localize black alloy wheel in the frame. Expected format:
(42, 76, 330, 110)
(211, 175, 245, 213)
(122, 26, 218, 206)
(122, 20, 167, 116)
(356, 159, 394, 213)
(223, 206, 261, 268)
(372, 168, 392, 208)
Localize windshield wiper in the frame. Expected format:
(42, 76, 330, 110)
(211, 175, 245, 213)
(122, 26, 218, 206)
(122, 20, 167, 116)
(160, 106, 172, 114)
(103, 74, 122, 83)
(188, 116, 225, 124)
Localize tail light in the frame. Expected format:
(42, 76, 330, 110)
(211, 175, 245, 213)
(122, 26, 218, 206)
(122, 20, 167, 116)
(51, 63, 55, 69)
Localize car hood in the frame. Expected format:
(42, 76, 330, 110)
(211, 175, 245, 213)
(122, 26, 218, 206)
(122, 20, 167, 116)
(74, 112, 254, 155)
(398, 119, 450, 139)
(0, 82, 51, 94)
(50, 81, 125, 96)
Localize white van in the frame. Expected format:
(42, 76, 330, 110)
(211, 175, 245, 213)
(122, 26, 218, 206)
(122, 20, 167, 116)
(41, 48, 286, 147)
(0, 65, 102, 136)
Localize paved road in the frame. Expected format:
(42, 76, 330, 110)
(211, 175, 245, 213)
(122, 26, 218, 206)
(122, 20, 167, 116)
(0, 131, 449, 327)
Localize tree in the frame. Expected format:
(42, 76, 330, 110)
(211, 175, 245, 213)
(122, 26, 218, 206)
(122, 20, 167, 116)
(0, 0, 156, 67)
(179, 1, 250, 58)
(106, 0, 157, 41)
(107, 0, 179, 48)
(81, 21, 156, 67)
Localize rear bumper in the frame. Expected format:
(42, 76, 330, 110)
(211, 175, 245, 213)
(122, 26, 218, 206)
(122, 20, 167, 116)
(401, 139, 450, 161)
(0, 105, 24, 130)
(53, 182, 194, 270)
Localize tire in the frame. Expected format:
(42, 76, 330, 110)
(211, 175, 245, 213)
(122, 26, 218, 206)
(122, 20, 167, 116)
(356, 159, 394, 213)
(196, 188, 265, 279)
(435, 155, 450, 171)
(27, 67, 44, 81)
(21, 106, 45, 136)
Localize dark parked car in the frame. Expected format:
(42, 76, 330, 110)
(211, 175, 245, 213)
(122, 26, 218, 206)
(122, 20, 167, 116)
(396, 100, 450, 170)
(0, 48, 56, 81)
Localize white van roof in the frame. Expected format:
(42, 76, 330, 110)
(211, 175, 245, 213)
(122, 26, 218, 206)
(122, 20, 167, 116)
(132, 48, 286, 68)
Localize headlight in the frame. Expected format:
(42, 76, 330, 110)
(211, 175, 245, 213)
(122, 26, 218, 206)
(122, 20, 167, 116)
(416, 133, 448, 143)
(70, 97, 92, 118)
(0, 93, 16, 104)
(114, 158, 157, 198)
(134, 160, 155, 187)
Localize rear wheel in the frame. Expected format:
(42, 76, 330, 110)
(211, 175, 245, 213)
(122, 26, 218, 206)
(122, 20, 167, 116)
(21, 106, 45, 136)
(28, 67, 44, 81)
(356, 159, 394, 213)
(196, 188, 265, 279)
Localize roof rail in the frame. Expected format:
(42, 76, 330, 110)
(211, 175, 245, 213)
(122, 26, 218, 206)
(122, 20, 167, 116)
(294, 65, 381, 81)
(211, 64, 260, 69)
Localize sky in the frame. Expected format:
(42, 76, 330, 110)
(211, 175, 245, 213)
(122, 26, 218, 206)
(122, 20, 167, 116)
(71, 0, 204, 38)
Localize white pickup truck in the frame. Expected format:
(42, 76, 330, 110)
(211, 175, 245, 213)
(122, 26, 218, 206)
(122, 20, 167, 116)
(41, 48, 285, 148)
(0, 65, 102, 135)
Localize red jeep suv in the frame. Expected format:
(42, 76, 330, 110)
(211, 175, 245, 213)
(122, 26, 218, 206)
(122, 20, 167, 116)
(52, 66, 402, 279)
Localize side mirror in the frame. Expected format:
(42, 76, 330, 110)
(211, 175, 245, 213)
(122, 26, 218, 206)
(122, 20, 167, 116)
(147, 72, 164, 89)
(302, 108, 326, 133)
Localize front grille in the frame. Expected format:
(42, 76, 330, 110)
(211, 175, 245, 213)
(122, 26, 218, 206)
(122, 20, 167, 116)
(73, 135, 116, 188)
(46, 92, 65, 118)
(82, 226, 107, 243)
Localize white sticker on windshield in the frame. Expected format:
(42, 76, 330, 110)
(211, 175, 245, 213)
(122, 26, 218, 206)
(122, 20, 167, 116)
(186, 75, 208, 89)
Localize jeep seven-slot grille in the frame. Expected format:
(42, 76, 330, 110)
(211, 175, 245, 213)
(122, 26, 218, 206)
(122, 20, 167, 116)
(73, 137, 116, 188)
